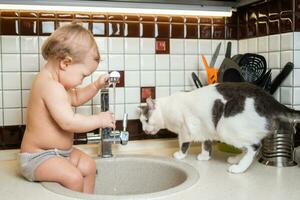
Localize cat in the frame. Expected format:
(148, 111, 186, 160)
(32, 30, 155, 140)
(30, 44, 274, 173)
(139, 82, 300, 173)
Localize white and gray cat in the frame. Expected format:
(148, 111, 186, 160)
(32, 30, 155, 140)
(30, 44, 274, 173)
(139, 82, 299, 173)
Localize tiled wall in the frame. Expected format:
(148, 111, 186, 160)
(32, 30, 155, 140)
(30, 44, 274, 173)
(0, 10, 238, 148)
(1, 0, 300, 149)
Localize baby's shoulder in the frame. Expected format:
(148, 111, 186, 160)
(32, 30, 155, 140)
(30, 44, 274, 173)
(33, 72, 66, 94)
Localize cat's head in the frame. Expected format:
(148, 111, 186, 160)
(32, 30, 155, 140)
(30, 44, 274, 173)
(139, 97, 164, 135)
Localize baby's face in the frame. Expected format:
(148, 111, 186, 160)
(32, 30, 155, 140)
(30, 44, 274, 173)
(61, 47, 100, 88)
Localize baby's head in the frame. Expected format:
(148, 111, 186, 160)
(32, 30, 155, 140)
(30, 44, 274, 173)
(42, 22, 100, 88)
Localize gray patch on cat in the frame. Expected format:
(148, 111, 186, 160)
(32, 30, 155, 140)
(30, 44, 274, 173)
(212, 99, 224, 128)
(140, 106, 150, 122)
(204, 140, 212, 156)
(224, 97, 245, 117)
(181, 142, 190, 154)
(216, 82, 290, 130)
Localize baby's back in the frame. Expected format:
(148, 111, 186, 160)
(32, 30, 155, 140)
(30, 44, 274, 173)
(20, 71, 73, 153)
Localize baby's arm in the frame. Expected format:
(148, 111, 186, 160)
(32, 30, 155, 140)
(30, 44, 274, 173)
(68, 74, 109, 106)
(42, 80, 114, 133)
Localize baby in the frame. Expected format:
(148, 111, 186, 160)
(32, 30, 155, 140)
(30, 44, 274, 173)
(19, 23, 115, 193)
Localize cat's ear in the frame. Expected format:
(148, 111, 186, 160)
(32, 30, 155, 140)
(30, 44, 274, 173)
(146, 97, 156, 110)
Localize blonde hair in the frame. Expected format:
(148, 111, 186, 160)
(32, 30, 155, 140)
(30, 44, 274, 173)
(42, 22, 98, 62)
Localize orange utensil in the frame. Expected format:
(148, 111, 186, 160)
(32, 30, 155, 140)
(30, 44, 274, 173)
(202, 55, 218, 84)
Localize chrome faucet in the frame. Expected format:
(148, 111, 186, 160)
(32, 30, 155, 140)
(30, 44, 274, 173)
(99, 88, 129, 158)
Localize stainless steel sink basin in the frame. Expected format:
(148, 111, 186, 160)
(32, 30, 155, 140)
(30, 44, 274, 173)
(42, 155, 199, 200)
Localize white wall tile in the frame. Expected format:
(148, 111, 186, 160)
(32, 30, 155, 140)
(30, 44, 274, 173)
(281, 51, 293, 68)
(80, 75, 92, 87)
(141, 71, 155, 86)
(294, 88, 300, 104)
(125, 103, 139, 120)
(170, 71, 184, 86)
(3, 72, 20, 89)
(21, 36, 39, 53)
(108, 38, 124, 54)
(22, 108, 27, 124)
(4, 108, 22, 125)
(109, 88, 124, 104)
(247, 38, 258, 53)
(140, 38, 155, 54)
(294, 69, 300, 86)
(156, 71, 169, 86)
(156, 55, 169, 70)
(170, 39, 184, 54)
(95, 37, 108, 54)
(280, 87, 292, 104)
(185, 70, 197, 86)
(258, 36, 269, 53)
(2, 54, 20, 71)
(271, 69, 280, 82)
(156, 86, 170, 98)
(238, 39, 248, 54)
(281, 71, 293, 87)
(185, 55, 198, 70)
(3, 90, 21, 108)
(109, 54, 124, 70)
(268, 52, 280, 69)
(125, 71, 140, 87)
(109, 104, 124, 120)
(0, 73, 2, 90)
(294, 32, 300, 50)
(184, 39, 198, 54)
(125, 55, 140, 70)
(294, 51, 300, 69)
(0, 91, 2, 107)
(269, 35, 280, 51)
(125, 88, 140, 103)
(22, 90, 30, 108)
(98, 54, 108, 71)
(21, 54, 39, 71)
(212, 40, 225, 55)
(124, 38, 140, 54)
(199, 40, 212, 54)
(22, 72, 37, 89)
(38, 36, 48, 52)
(2, 36, 20, 53)
(140, 55, 155, 70)
(281, 32, 293, 51)
(170, 86, 184, 94)
(0, 109, 3, 126)
(170, 55, 184, 70)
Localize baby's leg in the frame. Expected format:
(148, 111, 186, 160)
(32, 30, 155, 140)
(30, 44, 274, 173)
(69, 148, 96, 194)
(227, 145, 258, 174)
(173, 142, 190, 160)
(197, 140, 212, 161)
(34, 156, 84, 192)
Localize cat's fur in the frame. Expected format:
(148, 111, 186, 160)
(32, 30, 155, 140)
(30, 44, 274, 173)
(139, 82, 300, 173)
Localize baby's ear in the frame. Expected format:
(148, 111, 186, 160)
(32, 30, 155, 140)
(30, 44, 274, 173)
(146, 97, 156, 110)
(59, 56, 73, 70)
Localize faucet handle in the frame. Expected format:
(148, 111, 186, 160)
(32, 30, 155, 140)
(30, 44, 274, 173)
(123, 113, 128, 131)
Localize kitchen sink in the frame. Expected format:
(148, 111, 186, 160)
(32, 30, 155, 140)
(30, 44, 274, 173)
(42, 155, 199, 200)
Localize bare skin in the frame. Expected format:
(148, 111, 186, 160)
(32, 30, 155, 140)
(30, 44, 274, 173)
(20, 47, 114, 193)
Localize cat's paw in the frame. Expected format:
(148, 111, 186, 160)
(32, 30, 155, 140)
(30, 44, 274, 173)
(197, 153, 211, 161)
(227, 156, 240, 164)
(227, 164, 246, 174)
(173, 151, 187, 160)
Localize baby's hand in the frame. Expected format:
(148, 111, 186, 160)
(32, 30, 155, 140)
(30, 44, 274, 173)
(97, 74, 110, 89)
(98, 111, 115, 129)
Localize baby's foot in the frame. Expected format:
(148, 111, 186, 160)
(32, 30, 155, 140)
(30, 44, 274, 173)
(173, 151, 187, 160)
(197, 153, 211, 161)
(227, 155, 241, 164)
(227, 164, 246, 174)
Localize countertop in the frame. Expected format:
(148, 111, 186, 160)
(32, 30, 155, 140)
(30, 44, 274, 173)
(0, 139, 300, 200)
